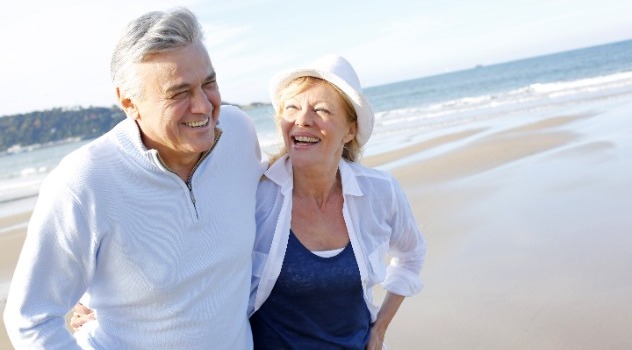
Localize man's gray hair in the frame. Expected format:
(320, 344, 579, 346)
(111, 7, 205, 98)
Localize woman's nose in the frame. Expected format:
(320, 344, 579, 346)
(294, 109, 313, 127)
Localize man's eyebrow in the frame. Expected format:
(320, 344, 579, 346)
(165, 72, 217, 94)
(165, 82, 190, 94)
(205, 72, 217, 82)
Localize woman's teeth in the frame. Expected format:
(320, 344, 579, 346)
(294, 136, 319, 143)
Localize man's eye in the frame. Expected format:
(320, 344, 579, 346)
(171, 91, 188, 99)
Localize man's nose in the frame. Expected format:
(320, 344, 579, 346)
(191, 88, 213, 115)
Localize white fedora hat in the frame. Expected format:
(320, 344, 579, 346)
(269, 54, 375, 147)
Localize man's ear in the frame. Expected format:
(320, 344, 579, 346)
(117, 87, 139, 120)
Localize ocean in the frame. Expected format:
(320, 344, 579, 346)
(2, 39, 632, 209)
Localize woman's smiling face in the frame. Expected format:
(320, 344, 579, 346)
(279, 80, 357, 170)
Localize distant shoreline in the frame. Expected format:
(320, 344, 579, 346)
(0, 103, 272, 155)
(0, 101, 271, 120)
(1, 137, 85, 157)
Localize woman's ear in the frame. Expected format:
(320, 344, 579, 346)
(344, 121, 357, 144)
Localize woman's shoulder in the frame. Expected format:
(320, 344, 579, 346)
(257, 175, 282, 196)
(346, 161, 397, 183)
(343, 161, 404, 199)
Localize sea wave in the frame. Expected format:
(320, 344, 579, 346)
(511, 71, 632, 97)
(0, 177, 43, 204)
(15, 166, 50, 179)
(373, 71, 632, 135)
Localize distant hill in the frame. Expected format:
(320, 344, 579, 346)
(0, 102, 269, 154)
(0, 106, 125, 154)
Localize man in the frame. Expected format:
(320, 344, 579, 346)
(4, 8, 264, 349)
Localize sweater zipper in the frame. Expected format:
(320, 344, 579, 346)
(186, 129, 222, 218)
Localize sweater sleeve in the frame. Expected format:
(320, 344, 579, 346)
(3, 173, 98, 349)
(382, 177, 426, 296)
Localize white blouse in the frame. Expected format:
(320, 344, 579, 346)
(249, 155, 426, 321)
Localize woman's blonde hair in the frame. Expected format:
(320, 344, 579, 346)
(268, 76, 362, 165)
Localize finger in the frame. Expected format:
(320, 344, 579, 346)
(70, 314, 83, 330)
(73, 303, 93, 315)
(70, 312, 96, 330)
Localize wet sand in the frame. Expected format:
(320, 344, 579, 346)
(2, 97, 632, 349)
(371, 98, 632, 349)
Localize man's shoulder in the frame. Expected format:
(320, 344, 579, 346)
(49, 123, 126, 184)
(218, 104, 255, 129)
(216, 105, 260, 146)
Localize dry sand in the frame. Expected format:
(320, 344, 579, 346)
(1, 98, 631, 349)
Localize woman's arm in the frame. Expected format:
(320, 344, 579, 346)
(383, 177, 426, 296)
(367, 292, 405, 350)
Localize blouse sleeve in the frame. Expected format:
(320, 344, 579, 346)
(382, 177, 426, 296)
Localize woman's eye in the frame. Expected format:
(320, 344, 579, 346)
(284, 104, 298, 110)
(315, 108, 331, 115)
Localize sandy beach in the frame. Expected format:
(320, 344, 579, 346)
(2, 96, 632, 349)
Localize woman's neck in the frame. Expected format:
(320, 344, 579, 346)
(292, 162, 341, 209)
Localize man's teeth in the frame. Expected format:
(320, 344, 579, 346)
(294, 136, 319, 143)
(184, 119, 208, 127)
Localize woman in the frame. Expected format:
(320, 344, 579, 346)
(72, 55, 426, 349)
(249, 54, 425, 349)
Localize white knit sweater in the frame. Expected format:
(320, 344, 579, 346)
(4, 105, 265, 349)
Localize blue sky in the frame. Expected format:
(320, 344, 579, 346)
(1, 0, 630, 116)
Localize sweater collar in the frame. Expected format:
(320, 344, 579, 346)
(114, 118, 166, 171)
(264, 154, 363, 197)
(116, 118, 221, 176)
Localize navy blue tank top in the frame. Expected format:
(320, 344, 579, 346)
(250, 230, 371, 349)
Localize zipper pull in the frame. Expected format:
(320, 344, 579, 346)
(187, 181, 196, 205)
